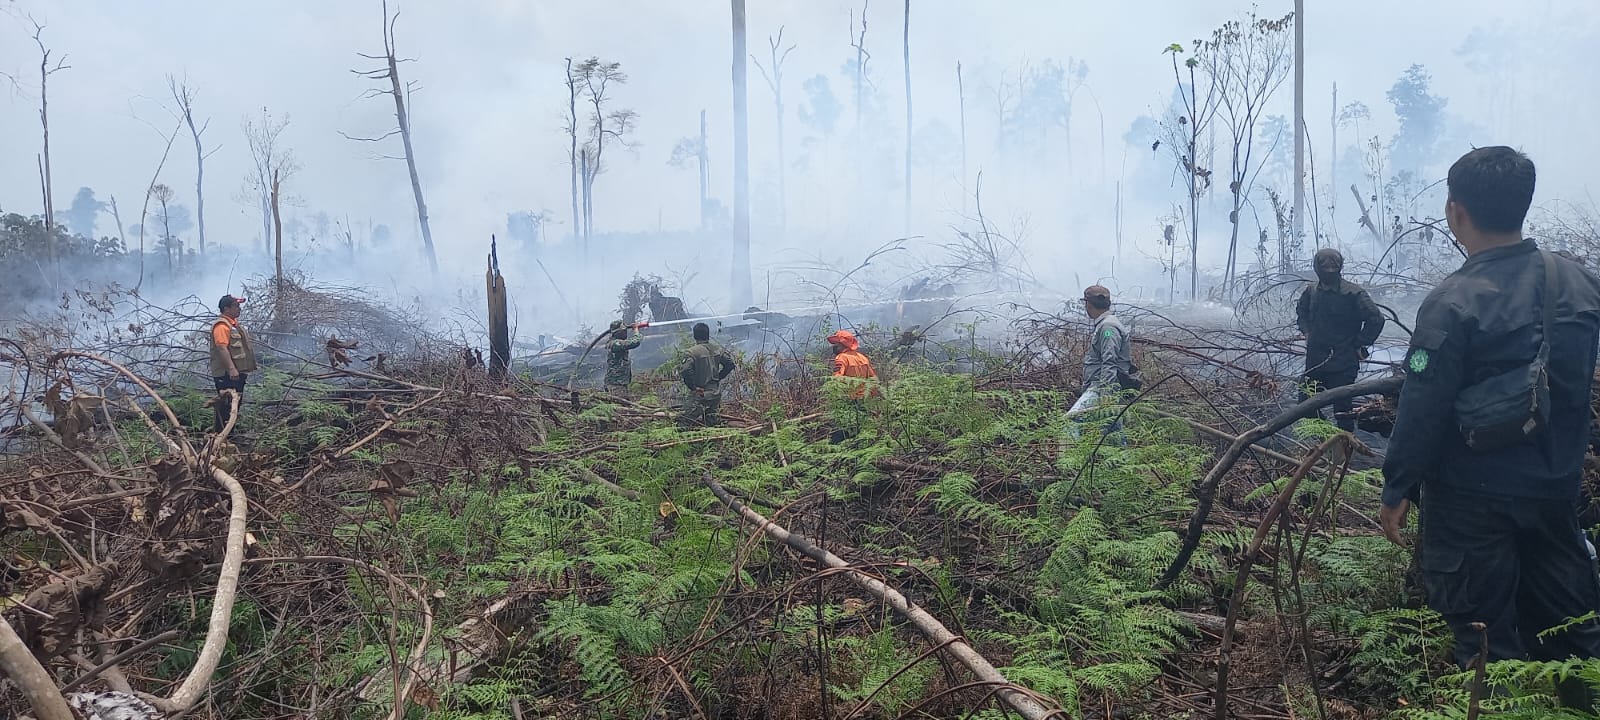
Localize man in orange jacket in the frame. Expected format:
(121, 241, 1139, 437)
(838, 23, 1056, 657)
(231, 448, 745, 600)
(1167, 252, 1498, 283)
(827, 329, 879, 442)
(209, 294, 258, 433)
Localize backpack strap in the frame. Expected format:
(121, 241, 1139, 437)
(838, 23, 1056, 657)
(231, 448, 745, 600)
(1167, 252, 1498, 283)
(1538, 250, 1557, 362)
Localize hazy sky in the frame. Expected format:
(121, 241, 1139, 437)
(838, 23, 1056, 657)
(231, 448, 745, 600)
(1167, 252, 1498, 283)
(2, 0, 1596, 304)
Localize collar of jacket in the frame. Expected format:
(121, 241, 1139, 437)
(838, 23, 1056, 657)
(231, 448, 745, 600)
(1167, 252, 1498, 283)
(217, 314, 239, 328)
(1463, 238, 1537, 267)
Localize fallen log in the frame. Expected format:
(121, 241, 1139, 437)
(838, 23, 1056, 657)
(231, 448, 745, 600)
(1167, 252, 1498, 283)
(702, 473, 1068, 720)
(1156, 375, 1402, 590)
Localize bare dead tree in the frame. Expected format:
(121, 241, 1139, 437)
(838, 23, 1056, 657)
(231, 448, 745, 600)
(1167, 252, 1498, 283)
(570, 57, 639, 241)
(108, 194, 126, 251)
(847, 0, 872, 138)
(136, 116, 185, 291)
(730, 0, 754, 310)
(752, 27, 796, 233)
(151, 183, 175, 272)
(668, 112, 711, 229)
(1202, 10, 1294, 299)
(563, 57, 583, 241)
(349, 0, 438, 276)
(242, 107, 295, 257)
(3, 16, 71, 275)
(168, 76, 216, 255)
(1159, 40, 1223, 301)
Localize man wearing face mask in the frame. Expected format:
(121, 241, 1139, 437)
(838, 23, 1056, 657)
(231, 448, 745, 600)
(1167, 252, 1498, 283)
(1295, 248, 1385, 431)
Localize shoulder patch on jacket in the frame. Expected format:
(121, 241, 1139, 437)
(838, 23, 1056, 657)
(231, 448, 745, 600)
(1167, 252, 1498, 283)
(1406, 327, 1447, 375)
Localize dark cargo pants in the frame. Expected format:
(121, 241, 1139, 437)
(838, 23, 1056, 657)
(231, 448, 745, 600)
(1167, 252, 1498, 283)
(213, 373, 247, 433)
(678, 390, 722, 427)
(1300, 366, 1357, 432)
(1421, 487, 1600, 670)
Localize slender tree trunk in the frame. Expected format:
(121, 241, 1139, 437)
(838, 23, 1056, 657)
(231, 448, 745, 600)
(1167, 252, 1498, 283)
(1226, 186, 1243, 298)
(261, 193, 272, 256)
(698, 109, 709, 230)
(774, 66, 787, 232)
(1329, 81, 1337, 222)
(386, 49, 439, 276)
(902, 0, 912, 240)
(1292, 0, 1305, 244)
(580, 148, 592, 248)
(39, 54, 55, 274)
(109, 194, 125, 251)
(186, 109, 207, 255)
(1189, 66, 1200, 302)
(957, 61, 968, 214)
(272, 170, 283, 295)
(160, 198, 173, 273)
(730, 0, 753, 310)
(566, 58, 582, 241)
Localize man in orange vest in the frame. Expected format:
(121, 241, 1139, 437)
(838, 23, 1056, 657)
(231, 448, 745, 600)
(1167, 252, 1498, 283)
(827, 329, 879, 442)
(209, 295, 258, 433)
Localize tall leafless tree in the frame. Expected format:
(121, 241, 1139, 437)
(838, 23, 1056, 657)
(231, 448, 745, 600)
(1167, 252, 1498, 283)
(348, 0, 438, 276)
(730, 0, 753, 310)
(669, 112, 711, 229)
(168, 76, 216, 255)
(3, 17, 70, 275)
(753, 28, 795, 233)
(242, 107, 296, 257)
(847, 0, 873, 149)
(1202, 10, 1294, 298)
(570, 57, 638, 241)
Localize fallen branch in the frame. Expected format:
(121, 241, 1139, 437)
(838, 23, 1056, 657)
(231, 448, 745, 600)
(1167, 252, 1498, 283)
(1214, 434, 1347, 720)
(51, 350, 197, 467)
(702, 473, 1068, 720)
(149, 466, 249, 714)
(7, 388, 111, 478)
(0, 614, 73, 720)
(1156, 375, 1402, 590)
(61, 629, 181, 693)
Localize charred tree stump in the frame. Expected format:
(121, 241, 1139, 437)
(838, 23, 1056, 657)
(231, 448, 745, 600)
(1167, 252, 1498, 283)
(486, 236, 510, 381)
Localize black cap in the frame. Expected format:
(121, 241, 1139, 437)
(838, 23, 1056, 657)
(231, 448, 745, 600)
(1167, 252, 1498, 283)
(219, 295, 242, 312)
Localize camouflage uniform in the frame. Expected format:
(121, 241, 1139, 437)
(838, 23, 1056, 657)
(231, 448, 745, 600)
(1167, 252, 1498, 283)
(605, 336, 642, 391)
(679, 340, 735, 427)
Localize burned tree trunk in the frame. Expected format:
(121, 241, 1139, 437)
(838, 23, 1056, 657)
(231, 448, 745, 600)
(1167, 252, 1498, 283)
(729, 0, 754, 310)
(486, 237, 510, 380)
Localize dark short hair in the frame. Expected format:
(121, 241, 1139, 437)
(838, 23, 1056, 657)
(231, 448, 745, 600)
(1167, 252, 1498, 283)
(218, 295, 239, 312)
(692, 322, 710, 341)
(611, 328, 627, 341)
(1447, 146, 1536, 234)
